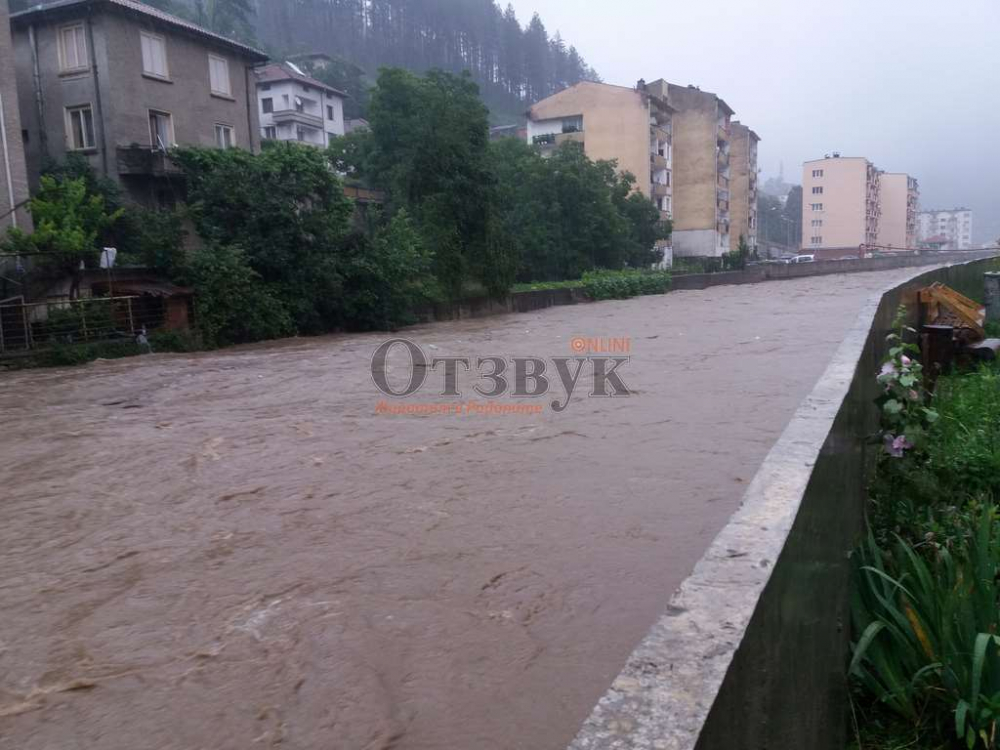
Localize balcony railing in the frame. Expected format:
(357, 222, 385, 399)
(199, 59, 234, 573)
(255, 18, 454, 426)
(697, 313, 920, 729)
(116, 146, 183, 176)
(651, 183, 669, 198)
(651, 153, 668, 171)
(272, 108, 324, 128)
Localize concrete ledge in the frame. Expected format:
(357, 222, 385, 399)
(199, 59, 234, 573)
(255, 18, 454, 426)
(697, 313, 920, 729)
(568, 254, 1000, 750)
(420, 252, 997, 322)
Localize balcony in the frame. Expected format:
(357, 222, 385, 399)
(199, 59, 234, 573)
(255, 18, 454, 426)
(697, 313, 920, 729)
(651, 153, 668, 171)
(533, 131, 584, 150)
(659, 210, 672, 222)
(116, 146, 183, 176)
(651, 124, 671, 143)
(272, 108, 324, 129)
(651, 183, 670, 198)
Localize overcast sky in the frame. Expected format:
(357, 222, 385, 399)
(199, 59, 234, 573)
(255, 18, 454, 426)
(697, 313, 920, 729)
(510, 0, 1000, 244)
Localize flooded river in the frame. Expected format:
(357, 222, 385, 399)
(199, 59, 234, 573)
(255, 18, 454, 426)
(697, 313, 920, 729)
(0, 270, 918, 749)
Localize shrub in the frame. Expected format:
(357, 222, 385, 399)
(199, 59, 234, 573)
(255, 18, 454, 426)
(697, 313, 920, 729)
(581, 269, 671, 301)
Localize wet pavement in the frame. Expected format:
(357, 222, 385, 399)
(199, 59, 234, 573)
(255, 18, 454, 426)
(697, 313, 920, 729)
(0, 269, 918, 749)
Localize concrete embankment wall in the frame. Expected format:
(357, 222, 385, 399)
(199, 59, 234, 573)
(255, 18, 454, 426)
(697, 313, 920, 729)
(567, 255, 999, 750)
(422, 251, 997, 322)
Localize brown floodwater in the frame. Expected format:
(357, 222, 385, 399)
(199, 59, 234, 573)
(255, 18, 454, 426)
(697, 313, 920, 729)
(0, 269, 917, 750)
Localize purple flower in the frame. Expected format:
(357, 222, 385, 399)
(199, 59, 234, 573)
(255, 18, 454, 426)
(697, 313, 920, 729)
(909, 389, 920, 401)
(880, 362, 897, 378)
(901, 355, 912, 366)
(883, 433, 913, 458)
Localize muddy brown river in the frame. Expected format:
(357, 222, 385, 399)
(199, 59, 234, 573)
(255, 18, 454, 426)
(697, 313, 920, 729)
(0, 269, 918, 749)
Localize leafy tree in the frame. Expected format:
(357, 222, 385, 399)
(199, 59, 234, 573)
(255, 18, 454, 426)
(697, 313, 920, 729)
(171, 141, 353, 333)
(367, 68, 504, 296)
(308, 57, 371, 120)
(193, 0, 256, 44)
(339, 209, 436, 330)
(783, 184, 803, 247)
(187, 242, 292, 346)
(2, 176, 123, 298)
(327, 129, 372, 178)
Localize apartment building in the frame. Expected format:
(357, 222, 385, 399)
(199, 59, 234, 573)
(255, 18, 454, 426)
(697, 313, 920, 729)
(256, 62, 346, 147)
(876, 173, 919, 250)
(801, 155, 881, 258)
(917, 208, 973, 250)
(10, 0, 267, 207)
(665, 83, 734, 257)
(525, 80, 674, 222)
(728, 121, 759, 254)
(0, 0, 30, 232)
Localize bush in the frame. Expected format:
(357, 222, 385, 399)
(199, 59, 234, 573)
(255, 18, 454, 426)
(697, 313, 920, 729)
(188, 243, 293, 347)
(581, 269, 671, 301)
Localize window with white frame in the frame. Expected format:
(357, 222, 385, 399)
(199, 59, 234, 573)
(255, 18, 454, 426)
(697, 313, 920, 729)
(812, 186, 823, 194)
(140, 32, 169, 78)
(214, 123, 234, 148)
(812, 169, 824, 178)
(810, 236, 822, 245)
(263, 125, 277, 140)
(261, 98, 273, 114)
(327, 104, 335, 121)
(811, 203, 823, 211)
(148, 109, 173, 149)
(65, 105, 95, 150)
(811, 219, 823, 227)
(58, 24, 88, 72)
(208, 54, 231, 96)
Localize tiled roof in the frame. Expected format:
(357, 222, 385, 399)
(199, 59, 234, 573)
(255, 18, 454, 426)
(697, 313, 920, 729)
(11, 0, 268, 60)
(255, 62, 347, 98)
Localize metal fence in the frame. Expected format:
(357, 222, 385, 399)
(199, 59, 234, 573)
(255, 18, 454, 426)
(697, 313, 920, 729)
(0, 296, 167, 356)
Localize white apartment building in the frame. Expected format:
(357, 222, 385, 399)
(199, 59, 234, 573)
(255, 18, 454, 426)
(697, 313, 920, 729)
(917, 208, 973, 250)
(256, 62, 345, 147)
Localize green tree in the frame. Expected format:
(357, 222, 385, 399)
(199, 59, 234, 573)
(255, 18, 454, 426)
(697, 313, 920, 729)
(783, 185, 803, 247)
(3, 175, 123, 298)
(187, 242, 292, 346)
(367, 67, 505, 296)
(171, 142, 353, 333)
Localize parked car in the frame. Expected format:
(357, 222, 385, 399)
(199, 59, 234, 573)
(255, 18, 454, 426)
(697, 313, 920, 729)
(790, 254, 815, 264)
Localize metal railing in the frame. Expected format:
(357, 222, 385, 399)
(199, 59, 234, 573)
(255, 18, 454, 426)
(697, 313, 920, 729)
(0, 295, 166, 355)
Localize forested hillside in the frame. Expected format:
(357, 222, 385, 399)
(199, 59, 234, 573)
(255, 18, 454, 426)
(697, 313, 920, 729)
(254, 0, 599, 120)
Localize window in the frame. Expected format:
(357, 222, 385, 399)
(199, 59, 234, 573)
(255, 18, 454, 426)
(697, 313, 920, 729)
(811, 203, 823, 211)
(140, 32, 168, 78)
(58, 24, 88, 72)
(261, 98, 273, 114)
(812, 186, 823, 194)
(65, 105, 95, 149)
(282, 94, 289, 107)
(810, 236, 823, 245)
(263, 126, 277, 140)
(148, 109, 173, 149)
(812, 169, 824, 178)
(811, 219, 823, 227)
(328, 132, 336, 146)
(327, 105, 335, 121)
(209, 54, 231, 96)
(214, 123, 234, 148)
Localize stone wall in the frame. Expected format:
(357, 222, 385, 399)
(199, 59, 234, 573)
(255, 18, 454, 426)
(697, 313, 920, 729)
(567, 256, 999, 750)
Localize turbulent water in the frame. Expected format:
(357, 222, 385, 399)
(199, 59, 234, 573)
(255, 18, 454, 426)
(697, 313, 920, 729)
(0, 270, 917, 749)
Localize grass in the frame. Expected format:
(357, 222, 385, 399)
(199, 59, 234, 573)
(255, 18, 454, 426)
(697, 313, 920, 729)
(851, 362, 1000, 750)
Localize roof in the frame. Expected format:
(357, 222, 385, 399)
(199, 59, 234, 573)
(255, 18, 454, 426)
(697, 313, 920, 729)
(92, 279, 193, 297)
(255, 62, 347, 98)
(11, 0, 268, 60)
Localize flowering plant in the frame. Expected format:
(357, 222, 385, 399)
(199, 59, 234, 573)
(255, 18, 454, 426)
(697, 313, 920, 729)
(875, 305, 939, 458)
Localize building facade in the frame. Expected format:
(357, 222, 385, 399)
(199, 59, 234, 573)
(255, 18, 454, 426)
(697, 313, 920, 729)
(256, 62, 346, 147)
(876, 173, 919, 250)
(665, 83, 734, 257)
(917, 208, 973, 250)
(728, 121, 759, 254)
(800, 155, 881, 258)
(525, 80, 673, 222)
(10, 0, 267, 207)
(0, 0, 30, 232)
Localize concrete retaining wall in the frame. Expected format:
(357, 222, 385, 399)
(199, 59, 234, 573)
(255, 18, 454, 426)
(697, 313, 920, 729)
(568, 255, 1000, 750)
(421, 251, 997, 323)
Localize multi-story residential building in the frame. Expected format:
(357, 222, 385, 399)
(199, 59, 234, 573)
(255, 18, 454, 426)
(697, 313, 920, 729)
(256, 62, 346, 147)
(10, 0, 267, 207)
(728, 121, 759, 254)
(525, 80, 674, 222)
(0, 0, 30, 232)
(665, 83, 734, 257)
(917, 208, 974, 250)
(876, 173, 919, 250)
(800, 155, 882, 258)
